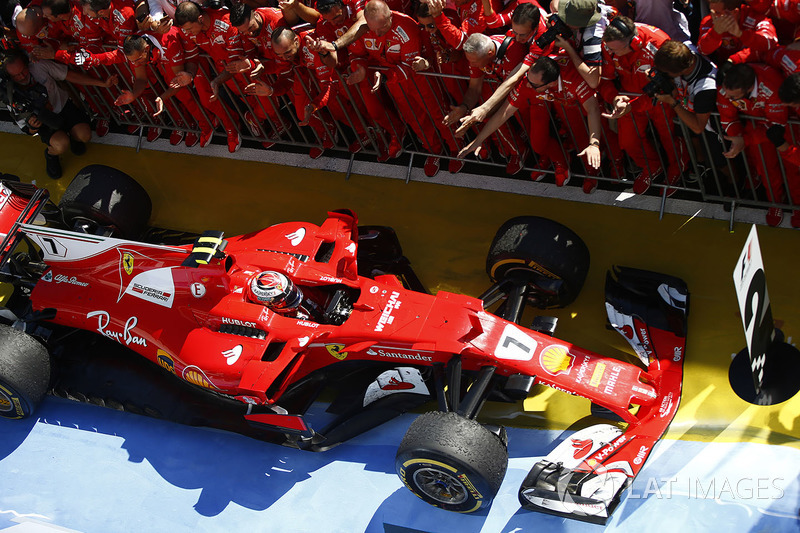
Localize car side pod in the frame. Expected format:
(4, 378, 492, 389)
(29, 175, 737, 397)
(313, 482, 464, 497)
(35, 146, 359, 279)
(518, 266, 689, 524)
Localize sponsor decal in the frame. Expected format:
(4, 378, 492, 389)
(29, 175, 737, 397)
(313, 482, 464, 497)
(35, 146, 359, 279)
(673, 346, 683, 362)
(157, 350, 174, 373)
(659, 392, 674, 418)
(604, 365, 621, 395)
(298, 336, 309, 347)
(633, 445, 649, 465)
(285, 227, 306, 246)
(54, 274, 88, 287)
(345, 242, 356, 254)
(213, 19, 230, 31)
(259, 307, 270, 322)
(590, 362, 605, 388)
(221, 317, 256, 328)
(183, 365, 218, 389)
(0, 385, 12, 412)
(364, 367, 429, 406)
(123, 252, 134, 275)
(326, 344, 348, 360)
(458, 473, 483, 500)
(190, 282, 206, 298)
(121, 267, 176, 308)
(41, 271, 53, 282)
(590, 435, 627, 465)
(369, 285, 379, 294)
(571, 438, 594, 460)
(366, 347, 433, 362)
(222, 345, 243, 365)
(574, 354, 592, 384)
(296, 320, 319, 328)
(544, 382, 579, 396)
(540, 345, 575, 375)
(112, 8, 125, 23)
(374, 291, 401, 332)
(364, 37, 378, 50)
(319, 275, 342, 283)
(87, 310, 147, 347)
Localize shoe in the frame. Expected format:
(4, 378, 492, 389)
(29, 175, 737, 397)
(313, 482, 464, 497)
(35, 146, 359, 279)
(791, 210, 800, 229)
(583, 178, 598, 194)
(477, 144, 490, 160)
(146, 127, 162, 142)
(386, 137, 403, 159)
(262, 140, 276, 149)
(243, 111, 264, 137)
(665, 164, 682, 197)
(530, 169, 547, 181)
(199, 128, 214, 148)
(424, 156, 440, 177)
(44, 149, 62, 179)
(349, 133, 372, 154)
(448, 157, 464, 174)
(611, 155, 626, 180)
(505, 154, 524, 175)
(309, 146, 325, 159)
(170, 129, 185, 146)
(766, 207, 783, 227)
(127, 124, 140, 135)
(69, 139, 86, 155)
(226, 129, 241, 153)
(554, 163, 570, 186)
(633, 171, 654, 194)
(322, 132, 335, 150)
(184, 131, 199, 147)
(95, 119, 109, 137)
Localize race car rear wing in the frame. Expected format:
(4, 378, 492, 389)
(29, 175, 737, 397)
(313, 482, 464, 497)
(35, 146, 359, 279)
(0, 180, 50, 270)
(519, 266, 689, 523)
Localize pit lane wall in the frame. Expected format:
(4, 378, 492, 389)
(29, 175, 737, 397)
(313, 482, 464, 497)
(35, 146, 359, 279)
(1, 51, 797, 224)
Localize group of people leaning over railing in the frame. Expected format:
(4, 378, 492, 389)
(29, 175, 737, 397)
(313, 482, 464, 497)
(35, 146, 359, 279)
(2, 0, 800, 226)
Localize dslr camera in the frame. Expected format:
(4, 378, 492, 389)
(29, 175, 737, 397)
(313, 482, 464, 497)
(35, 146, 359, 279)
(643, 69, 675, 97)
(535, 14, 572, 49)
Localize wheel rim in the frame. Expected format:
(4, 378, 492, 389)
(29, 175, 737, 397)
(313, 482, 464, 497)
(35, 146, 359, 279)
(412, 467, 469, 505)
(0, 388, 12, 412)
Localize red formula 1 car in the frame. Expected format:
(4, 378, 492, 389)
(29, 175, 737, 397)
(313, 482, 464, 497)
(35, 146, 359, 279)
(0, 166, 689, 523)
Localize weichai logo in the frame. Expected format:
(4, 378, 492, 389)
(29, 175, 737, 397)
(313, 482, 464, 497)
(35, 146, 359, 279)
(540, 345, 575, 376)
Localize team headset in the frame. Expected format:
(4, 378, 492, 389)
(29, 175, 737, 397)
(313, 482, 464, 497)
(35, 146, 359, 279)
(609, 16, 642, 50)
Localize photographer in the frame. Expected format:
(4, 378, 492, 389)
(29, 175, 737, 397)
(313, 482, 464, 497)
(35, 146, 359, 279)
(652, 40, 724, 192)
(0, 49, 117, 179)
(599, 15, 688, 194)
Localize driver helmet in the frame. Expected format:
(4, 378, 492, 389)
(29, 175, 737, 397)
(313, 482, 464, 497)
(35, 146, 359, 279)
(249, 271, 303, 311)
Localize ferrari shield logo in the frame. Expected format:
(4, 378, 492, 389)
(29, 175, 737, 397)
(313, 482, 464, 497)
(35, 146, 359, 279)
(123, 252, 134, 275)
(326, 344, 348, 360)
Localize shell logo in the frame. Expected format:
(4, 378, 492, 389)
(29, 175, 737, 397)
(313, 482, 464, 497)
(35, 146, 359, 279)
(540, 345, 574, 376)
(183, 365, 218, 389)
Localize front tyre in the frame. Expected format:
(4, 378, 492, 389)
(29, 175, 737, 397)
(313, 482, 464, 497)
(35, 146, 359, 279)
(395, 411, 508, 512)
(0, 324, 50, 419)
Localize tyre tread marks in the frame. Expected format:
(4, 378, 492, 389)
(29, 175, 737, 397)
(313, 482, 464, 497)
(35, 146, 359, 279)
(0, 325, 50, 419)
(396, 411, 508, 510)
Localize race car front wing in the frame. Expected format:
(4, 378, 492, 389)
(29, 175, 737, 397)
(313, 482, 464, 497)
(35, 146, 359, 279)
(519, 266, 689, 523)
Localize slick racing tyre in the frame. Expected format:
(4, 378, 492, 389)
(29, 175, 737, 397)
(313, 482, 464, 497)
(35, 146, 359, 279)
(0, 324, 50, 419)
(487, 216, 589, 308)
(59, 165, 152, 240)
(395, 411, 508, 512)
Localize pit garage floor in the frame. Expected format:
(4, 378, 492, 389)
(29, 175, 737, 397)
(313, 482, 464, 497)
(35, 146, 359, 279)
(0, 131, 799, 532)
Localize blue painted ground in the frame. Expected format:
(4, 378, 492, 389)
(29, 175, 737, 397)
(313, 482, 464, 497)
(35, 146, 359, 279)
(0, 397, 798, 533)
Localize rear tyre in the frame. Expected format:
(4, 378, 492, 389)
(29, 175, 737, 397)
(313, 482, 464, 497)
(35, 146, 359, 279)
(59, 165, 152, 239)
(395, 411, 508, 512)
(487, 216, 589, 308)
(0, 324, 50, 419)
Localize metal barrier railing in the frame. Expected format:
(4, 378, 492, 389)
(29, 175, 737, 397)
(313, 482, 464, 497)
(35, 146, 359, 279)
(9, 51, 799, 224)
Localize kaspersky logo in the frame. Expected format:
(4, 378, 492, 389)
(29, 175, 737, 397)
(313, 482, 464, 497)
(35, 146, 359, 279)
(540, 345, 575, 376)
